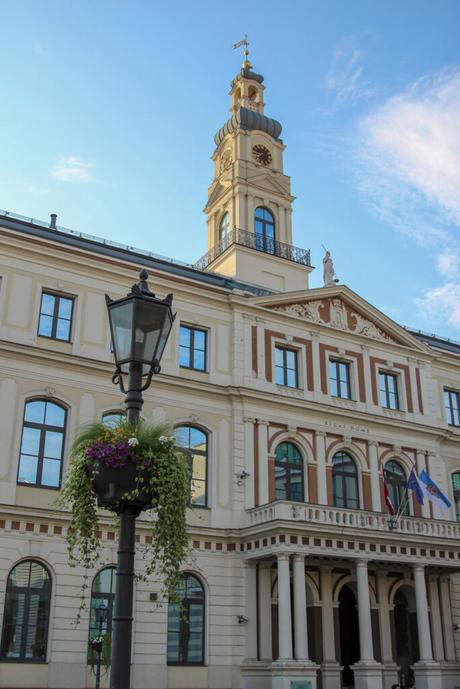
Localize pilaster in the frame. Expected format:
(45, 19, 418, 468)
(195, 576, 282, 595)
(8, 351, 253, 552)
(315, 432, 328, 505)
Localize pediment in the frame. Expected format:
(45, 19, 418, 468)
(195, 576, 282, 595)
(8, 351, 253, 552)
(206, 180, 230, 208)
(245, 172, 294, 200)
(251, 286, 430, 351)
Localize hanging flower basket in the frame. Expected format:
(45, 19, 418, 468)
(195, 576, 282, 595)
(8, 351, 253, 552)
(56, 420, 191, 602)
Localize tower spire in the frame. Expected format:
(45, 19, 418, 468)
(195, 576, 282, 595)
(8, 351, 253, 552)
(233, 34, 252, 69)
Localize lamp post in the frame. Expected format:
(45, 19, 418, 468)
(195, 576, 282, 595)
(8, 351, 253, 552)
(89, 600, 108, 689)
(104, 269, 175, 689)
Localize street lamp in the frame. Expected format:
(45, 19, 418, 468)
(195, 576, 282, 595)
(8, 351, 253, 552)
(104, 269, 175, 689)
(89, 600, 108, 689)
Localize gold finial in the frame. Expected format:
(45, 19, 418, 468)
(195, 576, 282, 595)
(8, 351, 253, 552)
(233, 34, 252, 69)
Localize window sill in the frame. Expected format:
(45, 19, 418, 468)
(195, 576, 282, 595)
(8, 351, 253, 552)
(167, 663, 207, 667)
(36, 336, 73, 354)
(0, 659, 47, 664)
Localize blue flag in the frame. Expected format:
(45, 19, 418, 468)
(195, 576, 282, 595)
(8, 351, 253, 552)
(407, 468, 425, 505)
(419, 469, 451, 513)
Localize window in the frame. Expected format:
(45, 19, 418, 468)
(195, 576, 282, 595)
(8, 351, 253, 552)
(385, 460, 409, 516)
(452, 472, 460, 522)
(254, 207, 275, 254)
(167, 573, 205, 665)
(379, 371, 399, 410)
(17, 399, 66, 488)
(175, 426, 208, 507)
(275, 347, 298, 388)
(444, 389, 460, 426)
(219, 212, 230, 242)
(0, 560, 51, 661)
(332, 451, 359, 509)
(38, 292, 74, 342)
(275, 442, 304, 502)
(102, 411, 126, 428)
(329, 360, 351, 399)
(179, 325, 207, 372)
(88, 567, 115, 662)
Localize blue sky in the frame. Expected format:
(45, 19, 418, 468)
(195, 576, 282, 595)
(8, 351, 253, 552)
(1, 1, 460, 338)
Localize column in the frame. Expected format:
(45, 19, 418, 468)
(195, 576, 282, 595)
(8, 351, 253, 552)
(368, 442, 382, 512)
(310, 332, 321, 394)
(427, 576, 444, 661)
(293, 554, 309, 660)
(361, 345, 373, 405)
(439, 576, 456, 661)
(315, 431, 328, 505)
(416, 450, 431, 518)
(376, 571, 394, 664)
(413, 565, 434, 661)
(258, 420, 269, 505)
(256, 318, 266, 381)
(356, 560, 375, 662)
(320, 567, 336, 662)
(277, 553, 293, 660)
(245, 563, 258, 660)
(243, 417, 255, 510)
(258, 562, 273, 660)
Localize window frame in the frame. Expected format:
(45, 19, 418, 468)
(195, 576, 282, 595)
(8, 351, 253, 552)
(17, 399, 67, 490)
(274, 346, 299, 388)
(102, 410, 126, 428)
(379, 370, 400, 410)
(0, 559, 52, 663)
(274, 442, 304, 502)
(175, 425, 209, 508)
(218, 212, 230, 242)
(332, 451, 360, 510)
(37, 291, 74, 342)
(167, 573, 205, 666)
(329, 358, 352, 400)
(444, 388, 460, 426)
(452, 471, 460, 522)
(88, 567, 116, 664)
(254, 206, 276, 254)
(384, 459, 409, 516)
(179, 325, 208, 373)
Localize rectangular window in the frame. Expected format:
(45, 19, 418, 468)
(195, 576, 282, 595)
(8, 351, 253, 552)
(444, 389, 460, 426)
(38, 292, 74, 342)
(275, 347, 298, 388)
(179, 325, 207, 371)
(329, 359, 351, 399)
(379, 371, 400, 410)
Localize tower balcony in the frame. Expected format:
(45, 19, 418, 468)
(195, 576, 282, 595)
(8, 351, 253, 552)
(193, 227, 311, 272)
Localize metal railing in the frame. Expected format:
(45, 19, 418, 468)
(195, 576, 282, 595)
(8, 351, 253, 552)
(193, 227, 311, 271)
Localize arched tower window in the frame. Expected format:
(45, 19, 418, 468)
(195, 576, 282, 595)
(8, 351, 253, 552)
(0, 560, 51, 661)
(452, 471, 460, 521)
(275, 442, 304, 502)
(219, 212, 230, 242)
(175, 426, 208, 507)
(385, 460, 409, 516)
(254, 207, 275, 254)
(88, 567, 116, 663)
(17, 399, 67, 488)
(167, 573, 205, 665)
(332, 451, 359, 509)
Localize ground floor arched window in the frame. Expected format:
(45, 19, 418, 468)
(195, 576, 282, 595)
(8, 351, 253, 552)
(0, 560, 51, 661)
(167, 573, 205, 665)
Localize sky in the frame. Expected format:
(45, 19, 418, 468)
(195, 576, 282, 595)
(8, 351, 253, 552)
(1, 0, 460, 339)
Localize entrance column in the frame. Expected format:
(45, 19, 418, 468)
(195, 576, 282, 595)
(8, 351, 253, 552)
(320, 566, 341, 689)
(258, 562, 273, 661)
(353, 560, 382, 689)
(276, 553, 293, 661)
(427, 576, 444, 661)
(245, 562, 258, 660)
(413, 565, 441, 689)
(292, 555, 309, 660)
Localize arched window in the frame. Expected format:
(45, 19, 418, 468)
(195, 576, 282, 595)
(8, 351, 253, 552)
(452, 472, 460, 522)
(385, 460, 409, 516)
(175, 426, 208, 507)
(102, 411, 126, 428)
(167, 573, 205, 665)
(0, 560, 51, 661)
(332, 451, 359, 509)
(88, 567, 116, 660)
(275, 442, 304, 502)
(254, 207, 275, 254)
(17, 399, 67, 488)
(219, 212, 230, 242)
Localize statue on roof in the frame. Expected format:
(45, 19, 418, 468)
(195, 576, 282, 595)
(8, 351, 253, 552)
(322, 247, 338, 287)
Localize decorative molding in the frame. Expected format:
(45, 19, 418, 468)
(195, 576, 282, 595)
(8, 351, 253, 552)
(272, 297, 397, 343)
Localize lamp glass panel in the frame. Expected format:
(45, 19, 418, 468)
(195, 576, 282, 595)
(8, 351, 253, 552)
(110, 300, 134, 363)
(132, 300, 165, 363)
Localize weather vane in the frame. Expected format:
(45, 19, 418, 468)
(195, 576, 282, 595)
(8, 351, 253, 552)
(233, 34, 251, 68)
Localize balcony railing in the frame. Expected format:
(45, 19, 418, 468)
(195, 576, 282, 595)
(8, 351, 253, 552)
(248, 501, 460, 542)
(193, 227, 311, 272)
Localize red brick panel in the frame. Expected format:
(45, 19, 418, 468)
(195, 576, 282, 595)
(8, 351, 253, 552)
(308, 464, 318, 504)
(254, 423, 259, 507)
(346, 350, 366, 402)
(251, 325, 258, 376)
(264, 330, 286, 382)
(326, 465, 334, 505)
(362, 473, 372, 511)
(415, 368, 424, 414)
(268, 458, 275, 502)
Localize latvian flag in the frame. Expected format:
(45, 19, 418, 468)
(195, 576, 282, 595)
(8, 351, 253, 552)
(383, 470, 395, 515)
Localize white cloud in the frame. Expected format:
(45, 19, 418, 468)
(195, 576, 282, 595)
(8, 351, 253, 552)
(417, 282, 460, 329)
(357, 69, 460, 241)
(52, 156, 94, 182)
(436, 250, 460, 277)
(325, 40, 373, 111)
(26, 184, 50, 195)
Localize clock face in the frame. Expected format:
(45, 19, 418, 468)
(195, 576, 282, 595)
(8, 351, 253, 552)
(220, 148, 232, 173)
(252, 144, 272, 166)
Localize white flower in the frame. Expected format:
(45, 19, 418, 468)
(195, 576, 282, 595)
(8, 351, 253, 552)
(128, 437, 139, 447)
(159, 436, 168, 443)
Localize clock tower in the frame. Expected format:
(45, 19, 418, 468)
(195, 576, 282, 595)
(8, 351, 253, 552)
(194, 57, 312, 293)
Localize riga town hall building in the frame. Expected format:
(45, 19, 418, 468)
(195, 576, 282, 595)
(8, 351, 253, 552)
(0, 58, 460, 689)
